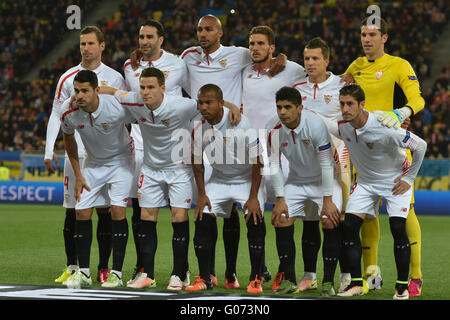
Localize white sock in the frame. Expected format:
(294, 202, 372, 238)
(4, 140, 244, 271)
(68, 265, 79, 271)
(111, 270, 122, 279)
(304, 272, 316, 281)
(80, 268, 90, 278)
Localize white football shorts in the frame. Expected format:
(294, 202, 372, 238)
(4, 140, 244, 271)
(284, 181, 323, 219)
(137, 165, 194, 209)
(202, 180, 265, 218)
(345, 180, 413, 219)
(303, 178, 343, 221)
(75, 161, 135, 210)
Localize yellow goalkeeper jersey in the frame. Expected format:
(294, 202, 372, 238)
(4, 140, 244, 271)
(345, 53, 425, 114)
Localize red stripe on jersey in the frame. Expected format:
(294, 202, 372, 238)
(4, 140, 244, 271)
(57, 69, 80, 99)
(61, 107, 79, 123)
(192, 119, 206, 141)
(123, 61, 131, 69)
(268, 124, 282, 148)
(292, 81, 306, 88)
(337, 120, 346, 137)
(121, 102, 144, 107)
(181, 49, 202, 59)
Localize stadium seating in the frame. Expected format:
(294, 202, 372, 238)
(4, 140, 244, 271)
(0, 0, 447, 154)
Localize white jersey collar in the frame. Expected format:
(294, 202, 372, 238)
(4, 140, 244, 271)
(201, 44, 224, 61)
(306, 71, 334, 89)
(139, 50, 166, 68)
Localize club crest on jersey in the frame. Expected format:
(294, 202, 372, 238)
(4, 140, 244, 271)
(219, 59, 227, 68)
(302, 139, 310, 147)
(324, 95, 332, 104)
(135, 72, 141, 77)
(161, 119, 171, 127)
(101, 122, 111, 131)
(100, 80, 108, 86)
(163, 70, 170, 79)
(375, 71, 383, 80)
(366, 142, 374, 149)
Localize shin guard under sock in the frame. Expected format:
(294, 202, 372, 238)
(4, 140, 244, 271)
(96, 212, 112, 270)
(223, 208, 240, 279)
(302, 220, 321, 273)
(64, 208, 77, 266)
(112, 218, 129, 272)
(75, 219, 93, 269)
(275, 225, 296, 283)
(139, 220, 157, 279)
(390, 217, 411, 283)
(172, 220, 190, 277)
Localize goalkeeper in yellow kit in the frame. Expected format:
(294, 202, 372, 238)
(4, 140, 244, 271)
(344, 16, 424, 296)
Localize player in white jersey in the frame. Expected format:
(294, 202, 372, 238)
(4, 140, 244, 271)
(180, 16, 287, 286)
(60, 70, 135, 288)
(45, 26, 127, 285)
(333, 84, 426, 300)
(122, 20, 190, 287)
(99, 67, 240, 290)
(187, 84, 266, 293)
(293, 37, 351, 294)
(266, 87, 341, 294)
(239, 25, 307, 291)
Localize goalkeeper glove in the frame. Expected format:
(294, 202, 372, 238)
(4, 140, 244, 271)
(374, 106, 412, 129)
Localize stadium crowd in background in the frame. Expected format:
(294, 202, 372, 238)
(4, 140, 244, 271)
(0, 0, 448, 157)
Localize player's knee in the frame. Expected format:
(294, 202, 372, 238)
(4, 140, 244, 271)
(246, 219, 265, 243)
(343, 213, 364, 239)
(389, 217, 409, 244)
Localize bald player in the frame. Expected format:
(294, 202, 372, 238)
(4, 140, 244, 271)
(181, 15, 286, 287)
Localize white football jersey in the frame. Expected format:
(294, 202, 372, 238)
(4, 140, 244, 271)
(191, 108, 261, 184)
(294, 72, 344, 123)
(123, 49, 188, 151)
(181, 44, 251, 105)
(295, 72, 349, 174)
(242, 60, 306, 130)
(45, 63, 126, 159)
(337, 111, 426, 186)
(114, 90, 199, 170)
(60, 94, 135, 167)
(265, 109, 332, 185)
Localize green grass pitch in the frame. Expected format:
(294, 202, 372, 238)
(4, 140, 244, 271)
(0, 203, 448, 300)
